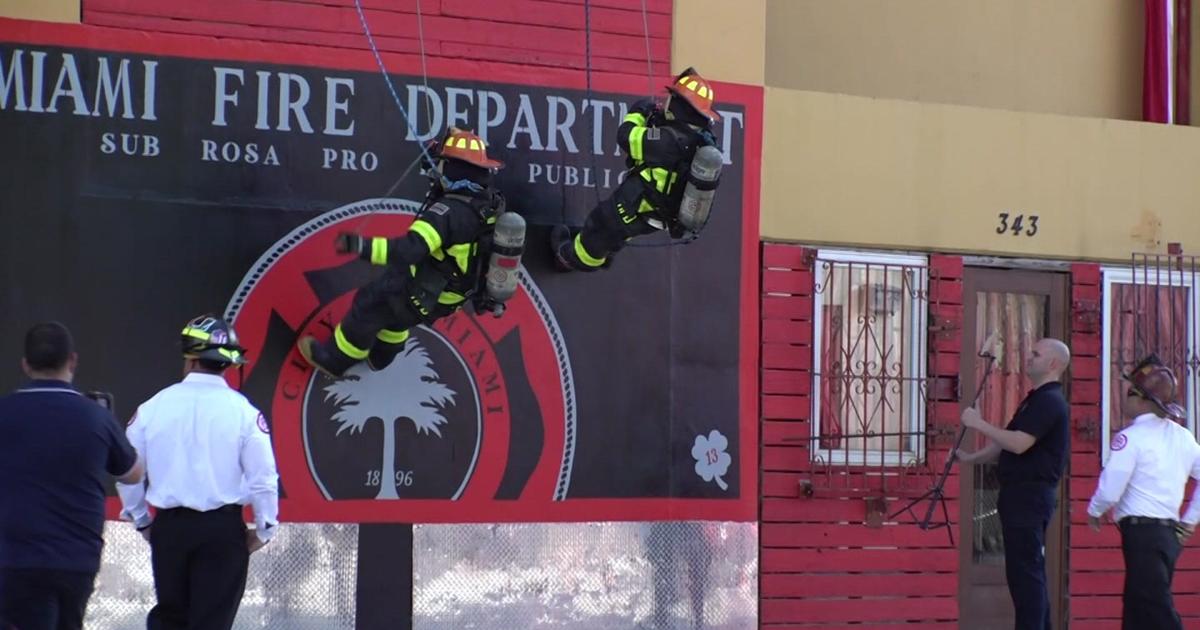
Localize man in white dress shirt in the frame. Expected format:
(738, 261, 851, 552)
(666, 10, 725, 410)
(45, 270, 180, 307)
(1087, 353, 1200, 630)
(117, 314, 279, 630)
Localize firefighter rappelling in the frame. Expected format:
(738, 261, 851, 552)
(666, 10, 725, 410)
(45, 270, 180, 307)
(297, 127, 525, 378)
(550, 66, 724, 272)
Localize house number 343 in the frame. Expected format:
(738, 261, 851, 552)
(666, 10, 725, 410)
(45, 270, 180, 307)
(996, 212, 1039, 236)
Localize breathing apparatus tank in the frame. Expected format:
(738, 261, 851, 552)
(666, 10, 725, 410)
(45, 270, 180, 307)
(481, 210, 526, 316)
(676, 144, 723, 233)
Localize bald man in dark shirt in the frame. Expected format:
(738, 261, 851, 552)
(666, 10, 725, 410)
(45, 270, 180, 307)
(957, 337, 1071, 630)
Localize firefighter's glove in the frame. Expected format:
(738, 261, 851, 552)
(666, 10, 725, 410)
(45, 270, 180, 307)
(668, 220, 687, 240)
(630, 98, 660, 120)
(472, 293, 504, 318)
(334, 232, 365, 256)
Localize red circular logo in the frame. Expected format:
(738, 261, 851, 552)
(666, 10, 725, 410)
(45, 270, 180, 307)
(224, 199, 575, 522)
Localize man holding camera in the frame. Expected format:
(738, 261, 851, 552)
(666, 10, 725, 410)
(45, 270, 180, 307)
(1087, 354, 1200, 630)
(0, 322, 145, 630)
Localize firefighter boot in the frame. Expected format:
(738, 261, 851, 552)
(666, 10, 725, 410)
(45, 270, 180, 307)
(366, 342, 404, 372)
(297, 336, 359, 378)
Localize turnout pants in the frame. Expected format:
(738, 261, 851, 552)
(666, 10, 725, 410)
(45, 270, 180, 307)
(147, 505, 249, 630)
(0, 568, 95, 630)
(319, 267, 435, 374)
(998, 483, 1056, 630)
(556, 176, 661, 271)
(1119, 517, 1184, 630)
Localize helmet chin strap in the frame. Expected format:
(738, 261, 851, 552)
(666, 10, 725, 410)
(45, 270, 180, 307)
(443, 178, 485, 193)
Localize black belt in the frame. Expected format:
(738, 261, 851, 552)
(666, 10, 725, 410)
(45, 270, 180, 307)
(157, 504, 242, 516)
(1119, 516, 1179, 527)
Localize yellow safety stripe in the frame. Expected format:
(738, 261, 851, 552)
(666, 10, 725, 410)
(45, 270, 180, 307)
(638, 167, 672, 195)
(449, 136, 484, 151)
(627, 126, 647, 162)
(376, 328, 409, 344)
(181, 328, 210, 341)
(217, 348, 241, 362)
(439, 292, 465, 305)
(409, 220, 442, 254)
(370, 238, 388, 266)
(573, 235, 606, 267)
(623, 111, 647, 127)
(333, 324, 369, 359)
(652, 168, 669, 193)
(447, 243, 473, 275)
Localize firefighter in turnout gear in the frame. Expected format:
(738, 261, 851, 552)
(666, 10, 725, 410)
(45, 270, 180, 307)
(551, 67, 722, 272)
(298, 128, 514, 378)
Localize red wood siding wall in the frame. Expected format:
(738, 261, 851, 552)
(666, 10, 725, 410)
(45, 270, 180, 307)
(81, 0, 671, 78)
(761, 252, 1200, 628)
(1067, 263, 1200, 627)
(759, 243, 963, 628)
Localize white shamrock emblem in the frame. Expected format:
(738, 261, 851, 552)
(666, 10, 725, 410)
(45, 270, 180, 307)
(692, 430, 732, 491)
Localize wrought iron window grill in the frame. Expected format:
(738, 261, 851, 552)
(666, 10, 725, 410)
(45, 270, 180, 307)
(797, 251, 935, 497)
(1102, 251, 1200, 461)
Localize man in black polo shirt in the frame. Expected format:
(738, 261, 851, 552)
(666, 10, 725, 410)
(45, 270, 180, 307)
(956, 337, 1071, 630)
(0, 322, 144, 630)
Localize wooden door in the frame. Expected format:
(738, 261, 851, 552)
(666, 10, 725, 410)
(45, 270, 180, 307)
(958, 268, 1068, 629)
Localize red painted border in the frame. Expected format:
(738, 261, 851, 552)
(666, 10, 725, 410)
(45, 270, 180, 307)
(3, 17, 764, 523)
(108, 495, 751, 522)
(1, 17, 650, 90)
(733, 81, 763, 524)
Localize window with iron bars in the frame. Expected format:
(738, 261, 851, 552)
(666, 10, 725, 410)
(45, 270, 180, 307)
(1101, 255, 1200, 464)
(810, 250, 929, 467)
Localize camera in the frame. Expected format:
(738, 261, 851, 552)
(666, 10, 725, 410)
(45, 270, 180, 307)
(84, 390, 114, 412)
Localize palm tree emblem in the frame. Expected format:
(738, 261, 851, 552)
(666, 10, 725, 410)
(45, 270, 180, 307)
(323, 336, 456, 499)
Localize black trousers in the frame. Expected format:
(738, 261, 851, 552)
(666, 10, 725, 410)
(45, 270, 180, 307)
(323, 266, 432, 371)
(147, 506, 249, 630)
(1119, 519, 1184, 630)
(557, 176, 660, 271)
(0, 568, 95, 630)
(998, 483, 1056, 630)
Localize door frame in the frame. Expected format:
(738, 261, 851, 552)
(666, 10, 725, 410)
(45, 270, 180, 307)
(957, 267, 1070, 629)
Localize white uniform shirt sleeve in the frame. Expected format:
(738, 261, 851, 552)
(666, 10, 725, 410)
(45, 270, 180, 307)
(241, 407, 280, 543)
(116, 408, 152, 528)
(1182, 440, 1200, 525)
(1088, 429, 1139, 518)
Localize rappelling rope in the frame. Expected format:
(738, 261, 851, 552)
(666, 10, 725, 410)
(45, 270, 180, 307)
(352, 0, 443, 235)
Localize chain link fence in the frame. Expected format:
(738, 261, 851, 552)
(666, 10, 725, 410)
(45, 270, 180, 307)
(87, 522, 359, 629)
(414, 522, 758, 630)
(87, 520, 756, 629)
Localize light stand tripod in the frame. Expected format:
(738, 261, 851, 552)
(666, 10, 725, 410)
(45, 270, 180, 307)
(890, 333, 1001, 545)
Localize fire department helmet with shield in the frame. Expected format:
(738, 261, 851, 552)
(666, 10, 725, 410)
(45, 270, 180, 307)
(1123, 353, 1187, 422)
(180, 314, 248, 366)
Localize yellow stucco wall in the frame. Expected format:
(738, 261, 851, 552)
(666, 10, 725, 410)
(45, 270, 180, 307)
(0, 0, 79, 23)
(763, 88, 1200, 262)
(672, 0, 765, 86)
(765, 0, 1142, 120)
